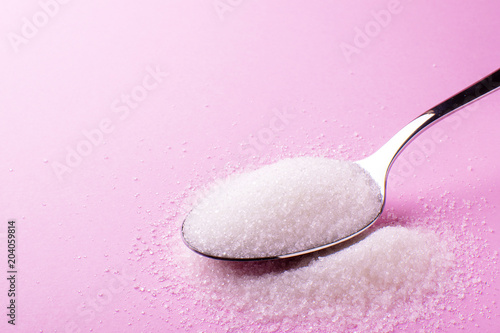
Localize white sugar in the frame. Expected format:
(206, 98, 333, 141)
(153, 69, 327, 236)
(190, 226, 456, 332)
(183, 157, 382, 259)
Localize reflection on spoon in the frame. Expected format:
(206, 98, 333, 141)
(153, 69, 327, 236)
(182, 68, 500, 261)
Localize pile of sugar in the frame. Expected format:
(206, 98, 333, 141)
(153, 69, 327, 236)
(185, 226, 456, 332)
(129, 193, 498, 332)
(182, 157, 382, 258)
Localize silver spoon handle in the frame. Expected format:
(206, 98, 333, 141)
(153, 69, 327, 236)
(359, 68, 500, 188)
(431, 68, 500, 117)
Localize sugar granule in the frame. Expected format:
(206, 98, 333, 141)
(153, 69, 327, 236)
(183, 157, 382, 258)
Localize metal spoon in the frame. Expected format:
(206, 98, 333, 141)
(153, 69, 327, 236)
(182, 68, 500, 261)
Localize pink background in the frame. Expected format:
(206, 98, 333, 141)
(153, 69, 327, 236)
(1, 0, 499, 332)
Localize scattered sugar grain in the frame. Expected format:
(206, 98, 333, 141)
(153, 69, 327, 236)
(183, 157, 382, 258)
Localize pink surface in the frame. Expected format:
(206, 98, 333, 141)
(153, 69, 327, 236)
(1, 0, 499, 332)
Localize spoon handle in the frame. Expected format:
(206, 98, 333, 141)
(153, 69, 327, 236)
(359, 68, 500, 189)
(431, 68, 500, 117)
